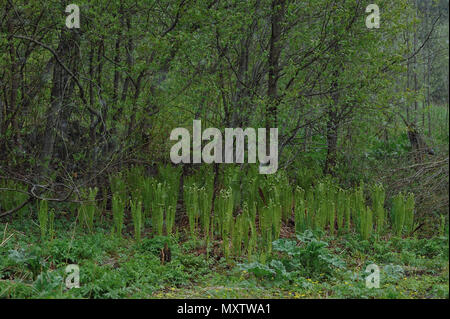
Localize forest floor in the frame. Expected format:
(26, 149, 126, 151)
(0, 217, 448, 299)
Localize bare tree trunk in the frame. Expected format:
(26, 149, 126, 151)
(39, 29, 79, 175)
(324, 69, 340, 176)
(406, 30, 411, 123)
(6, 3, 19, 145)
(112, 5, 123, 126)
(445, 74, 449, 133)
(266, 0, 285, 130)
(88, 43, 96, 145)
(425, 2, 432, 137)
(413, 0, 418, 125)
(324, 35, 341, 176)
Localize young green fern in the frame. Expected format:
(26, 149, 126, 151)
(166, 205, 176, 236)
(272, 200, 282, 240)
(353, 183, 365, 234)
(336, 189, 346, 232)
(160, 165, 181, 235)
(198, 185, 213, 245)
(391, 193, 405, 236)
(279, 173, 293, 222)
(79, 187, 98, 232)
(294, 187, 306, 233)
(216, 188, 233, 260)
(130, 199, 142, 241)
(247, 216, 257, 262)
(112, 193, 125, 238)
(359, 206, 373, 240)
(142, 177, 156, 218)
(305, 189, 315, 230)
(260, 203, 273, 256)
(184, 183, 199, 237)
(152, 183, 165, 236)
(325, 183, 336, 231)
(371, 184, 385, 234)
(329, 201, 336, 234)
(232, 214, 243, 257)
(345, 195, 351, 232)
(240, 202, 251, 253)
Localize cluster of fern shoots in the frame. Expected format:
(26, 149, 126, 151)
(31, 165, 422, 263)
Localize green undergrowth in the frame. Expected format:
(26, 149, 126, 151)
(0, 218, 447, 299)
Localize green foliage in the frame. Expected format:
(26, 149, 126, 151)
(78, 187, 98, 232)
(238, 230, 345, 281)
(141, 177, 156, 218)
(48, 208, 55, 240)
(439, 214, 447, 237)
(336, 188, 346, 232)
(216, 188, 233, 260)
(371, 184, 385, 234)
(232, 214, 243, 257)
(247, 214, 257, 262)
(404, 193, 415, 234)
(198, 184, 213, 251)
(184, 182, 199, 238)
(0, 180, 29, 219)
(279, 173, 293, 222)
(110, 173, 127, 206)
(7, 248, 44, 280)
(0, 0, 447, 299)
(294, 187, 306, 233)
(259, 204, 273, 257)
(0, 216, 447, 299)
(130, 200, 142, 241)
(160, 166, 181, 235)
(344, 195, 351, 232)
(359, 206, 373, 241)
(391, 193, 406, 236)
(151, 183, 165, 236)
(112, 194, 125, 238)
(37, 200, 48, 241)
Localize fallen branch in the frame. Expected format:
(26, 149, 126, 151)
(0, 197, 33, 219)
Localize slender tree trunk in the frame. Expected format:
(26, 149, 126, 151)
(446, 75, 449, 133)
(39, 29, 78, 175)
(89, 44, 96, 145)
(425, 2, 432, 137)
(6, 4, 19, 145)
(324, 70, 340, 176)
(112, 6, 123, 125)
(413, 0, 418, 125)
(266, 0, 285, 130)
(324, 35, 341, 176)
(406, 31, 410, 123)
